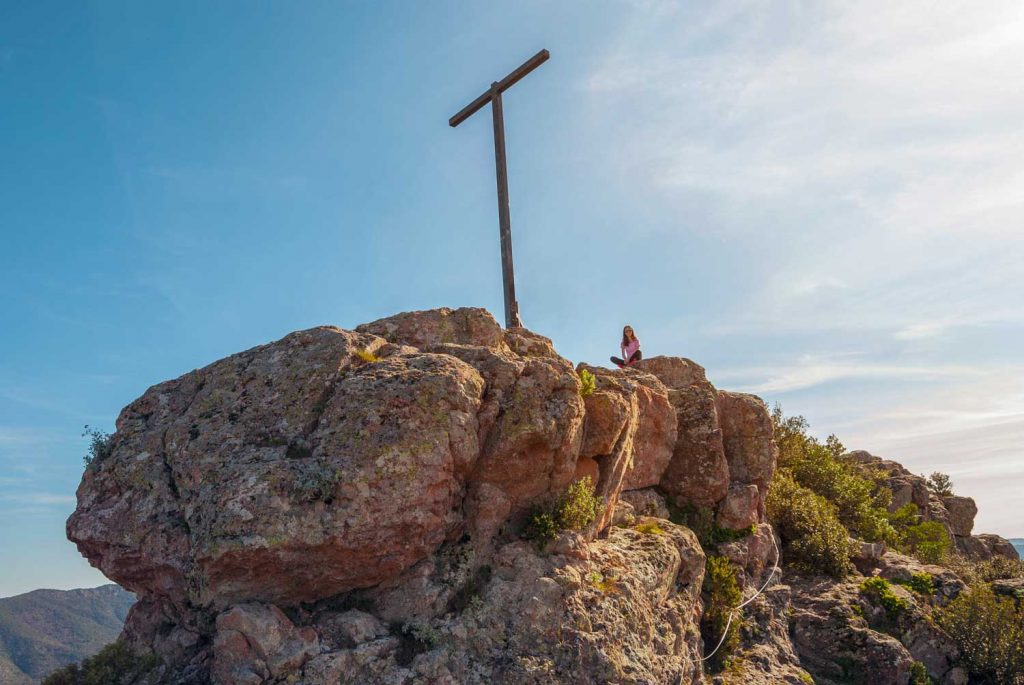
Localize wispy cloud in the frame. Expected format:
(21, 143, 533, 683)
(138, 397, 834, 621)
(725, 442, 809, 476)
(586, 0, 1024, 339)
(721, 357, 982, 394)
(0, 492, 77, 506)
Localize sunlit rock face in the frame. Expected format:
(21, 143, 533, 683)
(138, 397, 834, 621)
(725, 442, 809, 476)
(66, 306, 799, 685)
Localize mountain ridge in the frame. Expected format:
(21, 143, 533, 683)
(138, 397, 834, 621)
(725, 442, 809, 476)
(0, 584, 134, 683)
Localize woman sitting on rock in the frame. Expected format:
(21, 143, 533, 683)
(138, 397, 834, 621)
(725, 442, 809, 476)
(611, 325, 642, 368)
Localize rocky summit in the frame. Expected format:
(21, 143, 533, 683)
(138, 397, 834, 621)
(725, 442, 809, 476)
(66, 307, 1020, 685)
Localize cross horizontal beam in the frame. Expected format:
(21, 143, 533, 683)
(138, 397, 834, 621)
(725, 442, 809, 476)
(449, 49, 550, 128)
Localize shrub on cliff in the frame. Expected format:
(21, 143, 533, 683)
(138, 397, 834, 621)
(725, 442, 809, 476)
(701, 556, 742, 673)
(938, 584, 1024, 684)
(926, 471, 955, 497)
(771, 406, 896, 545)
(557, 476, 600, 530)
(42, 641, 159, 685)
(902, 521, 952, 565)
(766, 469, 852, 577)
(523, 477, 600, 544)
(578, 368, 596, 397)
(81, 425, 113, 467)
(859, 576, 908, 619)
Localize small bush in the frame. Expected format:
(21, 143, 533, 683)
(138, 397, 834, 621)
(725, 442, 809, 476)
(42, 641, 159, 685)
(893, 572, 936, 597)
(578, 368, 596, 397)
(668, 500, 716, 545)
(903, 521, 952, 565)
(766, 469, 852, 577)
(701, 556, 742, 672)
(635, 520, 665, 536)
(965, 556, 1024, 584)
(354, 348, 380, 363)
(887, 502, 920, 530)
(926, 472, 954, 497)
(586, 570, 621, 595)
(910, 660, 933, 685)
(859, 576, 908, 618)
(942, 554, 1023, 587)
(81, 425, 113, 467)
(523, 507, 559, 544)
(938, 584, 1024, 684)
(522, 477, 600, 546)
(667, 499, 754, 548)
(555, 477, 600, 531)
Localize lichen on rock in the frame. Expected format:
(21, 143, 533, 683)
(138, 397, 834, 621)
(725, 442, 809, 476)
(63, 307, 1013, 685)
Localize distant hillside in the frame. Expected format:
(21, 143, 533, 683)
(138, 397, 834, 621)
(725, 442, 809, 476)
(1012, 538, 1024, 558)
(0, 584, 134, 683)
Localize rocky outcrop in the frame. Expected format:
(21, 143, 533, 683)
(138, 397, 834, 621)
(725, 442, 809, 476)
(790, 574, 968, 685)
(67, 306, 1013, 685)
(633, 357, 731, 509)
(68, 308, 786, 684)
(843, 450, 1017, 562)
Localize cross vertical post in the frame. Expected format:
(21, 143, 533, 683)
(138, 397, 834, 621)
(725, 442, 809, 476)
(489, 84, 518, 330)
(450, 49, 549, 329)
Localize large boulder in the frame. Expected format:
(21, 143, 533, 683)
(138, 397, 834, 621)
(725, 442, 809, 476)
(715, 391, 777, 494)
(941, 495, 977, 537)
(356, 306, 504, 349)
(69, 327, 486, 608)
(955, 533, 1021, 561)
(791, 577, 916, 685)
(633, 356, 730, 508)
(716, 483, 761, 531)
(575, 365, 676, 529)
(212, 603, 320, 684)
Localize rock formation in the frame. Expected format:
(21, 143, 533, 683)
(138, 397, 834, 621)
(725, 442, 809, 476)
(65, 307, 1019, 685)
(844, 450, 1019, 562)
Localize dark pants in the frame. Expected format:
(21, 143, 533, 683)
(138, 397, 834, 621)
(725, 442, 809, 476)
(611, 350, 642, 367)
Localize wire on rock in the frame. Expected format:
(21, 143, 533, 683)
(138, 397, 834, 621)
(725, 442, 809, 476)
(700, 530, 782, 662)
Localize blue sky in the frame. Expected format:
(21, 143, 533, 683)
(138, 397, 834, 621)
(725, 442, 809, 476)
(1, 1, 1022, 597)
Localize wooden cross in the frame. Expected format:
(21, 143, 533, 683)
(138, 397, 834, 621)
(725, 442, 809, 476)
(450, 49, 550, 329)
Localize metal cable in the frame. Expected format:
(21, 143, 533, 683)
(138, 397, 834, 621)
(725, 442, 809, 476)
(700, 528, 778, 659)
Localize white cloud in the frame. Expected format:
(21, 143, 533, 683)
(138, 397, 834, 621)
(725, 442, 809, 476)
(3, 493, 76, 505)
(585, 0, 1024, 338)
(721, 357, 981, 394)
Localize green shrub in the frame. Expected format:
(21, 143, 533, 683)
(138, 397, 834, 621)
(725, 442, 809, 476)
(354, 348, 380, 363)
(521, 477, 600, 545)
(555, 476, 600, 531)
(771, 406, 896, 545)
(938, 584, 1024, 684)
(926, 472, 954, 497)
(903, 521, 952, 565)
(634, 520, 665, 536)
(701, 556, 742, 673)
(668, 500, 715, 545)
(42, 642, 159, 685)
(586, 570, 620, 595)
(894, 572, 936, 596)
(887, 502, 920, 530)
(766, 469, 852, 577)
(910, 660, 933, 685)
(971, 556, 1024, 583)
(578, 368, 596, 397)
(943, 554, 1024, 587)
(667, 499, 754, 548)
(81, 425, 113, 467)
(859, 576, 909, 618)
(523, 507, 559, 544)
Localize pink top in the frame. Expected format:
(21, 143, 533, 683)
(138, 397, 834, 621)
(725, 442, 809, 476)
(621, 338, 640, 361)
